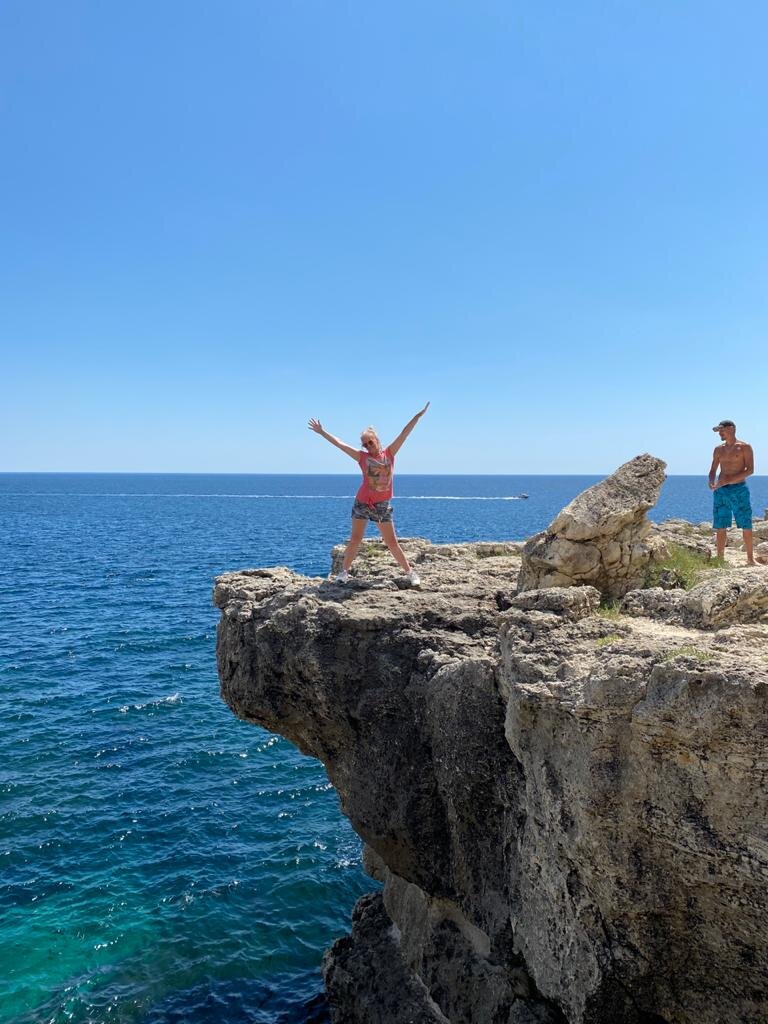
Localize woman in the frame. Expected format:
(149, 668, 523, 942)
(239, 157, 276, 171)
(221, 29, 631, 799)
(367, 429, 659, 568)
(308, 403, 430, 584)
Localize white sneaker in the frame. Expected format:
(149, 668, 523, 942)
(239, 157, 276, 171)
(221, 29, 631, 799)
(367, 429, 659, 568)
(335, 569, 350, 583)
(405, 569, 421, 586)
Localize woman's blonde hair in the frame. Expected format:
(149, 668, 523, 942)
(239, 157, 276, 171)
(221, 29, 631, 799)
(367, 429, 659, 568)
(360, 426, 381, 448)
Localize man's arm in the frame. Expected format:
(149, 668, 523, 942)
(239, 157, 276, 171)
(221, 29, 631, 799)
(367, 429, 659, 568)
(308, 418, 359, 461)
(708, 448, 721, 490)
(718, 444, 754, 486)
(389, 402, 430, 456)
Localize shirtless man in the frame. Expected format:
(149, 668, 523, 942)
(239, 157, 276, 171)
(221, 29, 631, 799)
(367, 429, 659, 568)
(708, 419, 755, 565)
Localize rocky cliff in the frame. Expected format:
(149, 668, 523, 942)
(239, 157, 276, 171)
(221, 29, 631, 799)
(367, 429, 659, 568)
(214, 467, 768, 1024)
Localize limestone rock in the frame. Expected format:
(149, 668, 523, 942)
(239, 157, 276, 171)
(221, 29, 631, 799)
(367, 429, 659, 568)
(505, 586, 601, 621)
(680, 567, 768, 627)
(500, 607, 768, 1024)
(216, 548, 557, 1022)
(651, 518, 768, 555)
(756, 541, 768, 565)
(649, 518, 712, 559)
(323, 892, 449, 1023)
(548, 455, 667, 543)
(329, 537, 521, 579)
(215, 536, 768, 1024)
(725, 520, 768, 549)
(329, 537, 433, 577)
(619, 586, 685, 623)
(621, 568, 768, 629)
(726, 527, 745, 549)
(517, 455, 666, 599)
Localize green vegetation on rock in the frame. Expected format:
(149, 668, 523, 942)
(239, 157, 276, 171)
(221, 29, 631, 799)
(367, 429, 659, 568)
(646, 545, 727, 590)
(595, 633, 623, 647)
(662, 645, 713, 663)
(596, 601, 622, 620)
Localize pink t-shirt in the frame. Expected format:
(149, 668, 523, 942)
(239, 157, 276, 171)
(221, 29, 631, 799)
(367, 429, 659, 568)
(356, 446, 395, 506)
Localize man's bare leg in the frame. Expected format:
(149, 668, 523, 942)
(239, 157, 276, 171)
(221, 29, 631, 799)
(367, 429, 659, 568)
(743, 529, 755, 566)
(715, 528, 727, 559)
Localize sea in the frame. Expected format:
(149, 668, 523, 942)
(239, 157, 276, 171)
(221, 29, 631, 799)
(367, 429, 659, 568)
(3, 473, 767, 1024)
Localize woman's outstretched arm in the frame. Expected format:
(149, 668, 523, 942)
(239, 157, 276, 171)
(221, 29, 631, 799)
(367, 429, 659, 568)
(388, 402, 430, 456)
(308, 418, 359, 460)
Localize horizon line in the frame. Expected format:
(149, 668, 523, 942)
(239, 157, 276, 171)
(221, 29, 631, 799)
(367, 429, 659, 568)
(1, 471, 757, 479)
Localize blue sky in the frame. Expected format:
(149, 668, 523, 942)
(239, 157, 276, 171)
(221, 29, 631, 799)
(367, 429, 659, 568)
(1, 1, 766, 473)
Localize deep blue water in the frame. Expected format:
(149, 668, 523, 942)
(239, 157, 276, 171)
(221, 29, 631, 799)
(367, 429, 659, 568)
(2, 473, 766, 1024)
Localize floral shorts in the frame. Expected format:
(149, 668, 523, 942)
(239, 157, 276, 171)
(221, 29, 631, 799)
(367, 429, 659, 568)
(352, 499, 393, 524)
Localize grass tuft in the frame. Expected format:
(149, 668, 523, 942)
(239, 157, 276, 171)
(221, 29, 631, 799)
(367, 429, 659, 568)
(597, 601, 622, 620)
(595, 633, 622, 648)
(646, 545, 727, 590)
(662, 646, 713, 663)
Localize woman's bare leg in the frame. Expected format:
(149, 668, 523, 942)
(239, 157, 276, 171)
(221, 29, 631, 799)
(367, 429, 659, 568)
(342, 517, 367, 571)
(376, 521, 411, 572)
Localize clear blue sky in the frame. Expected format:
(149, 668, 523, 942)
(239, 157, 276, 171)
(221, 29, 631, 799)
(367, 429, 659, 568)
(1, 1, 766, 473)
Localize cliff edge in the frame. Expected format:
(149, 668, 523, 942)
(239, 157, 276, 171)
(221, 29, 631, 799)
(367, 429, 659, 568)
(214, 470, 768, 1024)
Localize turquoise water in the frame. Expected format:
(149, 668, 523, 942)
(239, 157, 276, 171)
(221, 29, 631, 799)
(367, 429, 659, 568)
(2, 473, 766, 1023)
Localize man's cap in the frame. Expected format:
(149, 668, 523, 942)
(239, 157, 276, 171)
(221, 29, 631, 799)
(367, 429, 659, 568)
(712, 419, 736, 431)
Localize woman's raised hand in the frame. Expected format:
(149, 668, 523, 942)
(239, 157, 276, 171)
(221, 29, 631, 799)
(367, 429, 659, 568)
(308, 421, 358, 459)
(388, 402, 430, 456)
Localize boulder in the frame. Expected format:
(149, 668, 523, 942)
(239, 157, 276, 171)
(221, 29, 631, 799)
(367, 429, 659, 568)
(621, 568, 768, 628)
(620, 587, 685, 623)
(517, 455, 666, 600)
(680, 568, 768, 628)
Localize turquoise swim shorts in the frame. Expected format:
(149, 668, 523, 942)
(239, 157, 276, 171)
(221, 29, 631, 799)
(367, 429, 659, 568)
(713, 482, 753, 530)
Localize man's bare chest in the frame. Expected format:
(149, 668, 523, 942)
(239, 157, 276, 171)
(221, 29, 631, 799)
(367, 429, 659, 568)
(720, 444, 748, 471)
